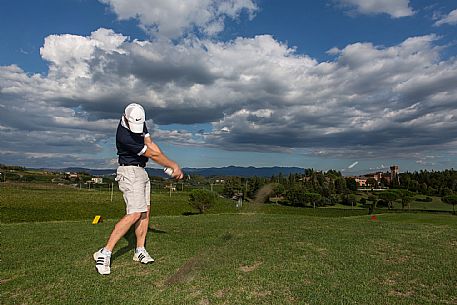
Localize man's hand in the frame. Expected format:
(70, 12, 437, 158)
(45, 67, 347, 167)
(171, 167, 184, 180)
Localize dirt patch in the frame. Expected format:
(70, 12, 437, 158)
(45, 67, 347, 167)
(252, 290, 272, 297)
(254, 183, 281, 203)
(303, 278, 313, 286)
(199, 298, 210, 305)
(239, 261, 262, 272)
(0, 278, 13, 285)
(309, 242, 327, 251)
(214, 288, 229, 298)
(384, 278, 396, 286)
(164, 255, 202, 286)
(385, 254, 411, 264)
(388, 289, 414, 297)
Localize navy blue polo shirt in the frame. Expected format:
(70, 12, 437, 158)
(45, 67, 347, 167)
(116, 119, 149, 167)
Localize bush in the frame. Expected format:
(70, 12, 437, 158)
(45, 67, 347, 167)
(188, 189, 217, 214)
(340, 194, 357, 206)
(285, 187, 306, 207)
(318, 196, 336, 207)
(376, 199, 389, 208)
(416, 196, 433, 202)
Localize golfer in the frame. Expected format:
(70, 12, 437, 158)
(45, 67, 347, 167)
(94, 103, 183, 275)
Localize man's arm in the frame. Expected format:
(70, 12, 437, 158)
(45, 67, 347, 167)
(143, 136, 183, 179)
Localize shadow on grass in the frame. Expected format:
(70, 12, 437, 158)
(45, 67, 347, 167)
(182, 211, 200, 216)
(148, 227, 167, 234)
(112, 227, 136, 261)
(112, 226, 168, 261)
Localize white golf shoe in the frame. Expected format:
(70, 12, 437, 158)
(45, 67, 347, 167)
(133, 250, 155, 264)
(93, 249, 111, 275)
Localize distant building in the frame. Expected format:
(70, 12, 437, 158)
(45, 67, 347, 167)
(354, 177, 367, 187)
(65, 172, 79, 179)
(164, 184, 176, 191)
(353, 165, 399, 188)
(91, 177, 103, 184)
(390, 165, 400, 185)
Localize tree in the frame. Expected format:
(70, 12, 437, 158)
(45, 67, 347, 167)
(377, 191, 399, 209)
(272, 183, 285, 197)
(223, 177, 241, 198)
(442, 195, 457, 215)
(366, 178, 377, 189)
(380, 177, 389, 188)
(304, 192, 321, 208)
(367, 194, 378, 214)
(419, 182, 428, 195)
(367, 194, 378, 204)
(341, 193, 357, 208)
(398, 190, 414, 210)
(188, 189, 216, 214)
(247, 176, 265, 198)
(285, 187, 306, 207)
(345, 177, 357, 191)
(335, 177, 347, 194)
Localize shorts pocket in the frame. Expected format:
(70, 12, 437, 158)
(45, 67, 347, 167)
(117, 174, 132, 193)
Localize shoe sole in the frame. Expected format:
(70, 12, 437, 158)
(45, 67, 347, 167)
(133, 256, 155, 264)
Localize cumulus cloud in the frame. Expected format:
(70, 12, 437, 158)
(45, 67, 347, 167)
(99, 0, 257, 37)
(335, 0, 414, 18)
(434, 9, 457, 26)
(1, 28, 457, 167)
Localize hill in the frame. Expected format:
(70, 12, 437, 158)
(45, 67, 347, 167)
(38, 166, 305, 178)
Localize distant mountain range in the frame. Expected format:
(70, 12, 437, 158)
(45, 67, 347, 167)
(42, 166, 306, 178)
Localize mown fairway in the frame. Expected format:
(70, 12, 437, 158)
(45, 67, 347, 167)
(1, 183, 456, 305)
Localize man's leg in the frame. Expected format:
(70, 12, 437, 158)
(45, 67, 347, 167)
(94, 212, 141, 275)
(105, 212, 142, 251)
(132, 206, 154, 263)
(134, 206, 150, 248)
(132, 177, 154, 264)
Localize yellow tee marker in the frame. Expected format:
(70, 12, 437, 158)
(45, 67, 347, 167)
(92, 215, 103, 224)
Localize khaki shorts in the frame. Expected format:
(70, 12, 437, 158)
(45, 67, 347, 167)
(115, 166, 150, 214)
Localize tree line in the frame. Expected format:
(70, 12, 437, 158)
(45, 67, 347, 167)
(399, 169, 457, 196)
(220, 169, 457, 211)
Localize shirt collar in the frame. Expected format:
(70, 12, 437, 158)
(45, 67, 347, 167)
(121, 116, 129, 130)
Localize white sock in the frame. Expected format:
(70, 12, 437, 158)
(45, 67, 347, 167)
(101, 248, 112, 256)
(136, 247, 145, 253)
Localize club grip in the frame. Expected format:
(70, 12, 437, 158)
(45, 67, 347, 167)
(163, 167, 174, 176)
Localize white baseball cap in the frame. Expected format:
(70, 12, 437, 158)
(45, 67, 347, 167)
(124, 103, 145, 133)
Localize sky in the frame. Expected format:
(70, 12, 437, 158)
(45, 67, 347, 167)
(1, 0, 457, 174)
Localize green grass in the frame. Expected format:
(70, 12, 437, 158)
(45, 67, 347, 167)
(400, 196, 452, 211)
(1, 183, 457, 304)
(358, 192, 454, 212)
(2, 213, 457, 305)
(0, 183, 368, 223)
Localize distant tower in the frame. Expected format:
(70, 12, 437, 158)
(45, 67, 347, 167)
(390, 165, 399, 185)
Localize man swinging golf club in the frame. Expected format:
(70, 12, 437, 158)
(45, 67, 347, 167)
(94, 103, 183, 275)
